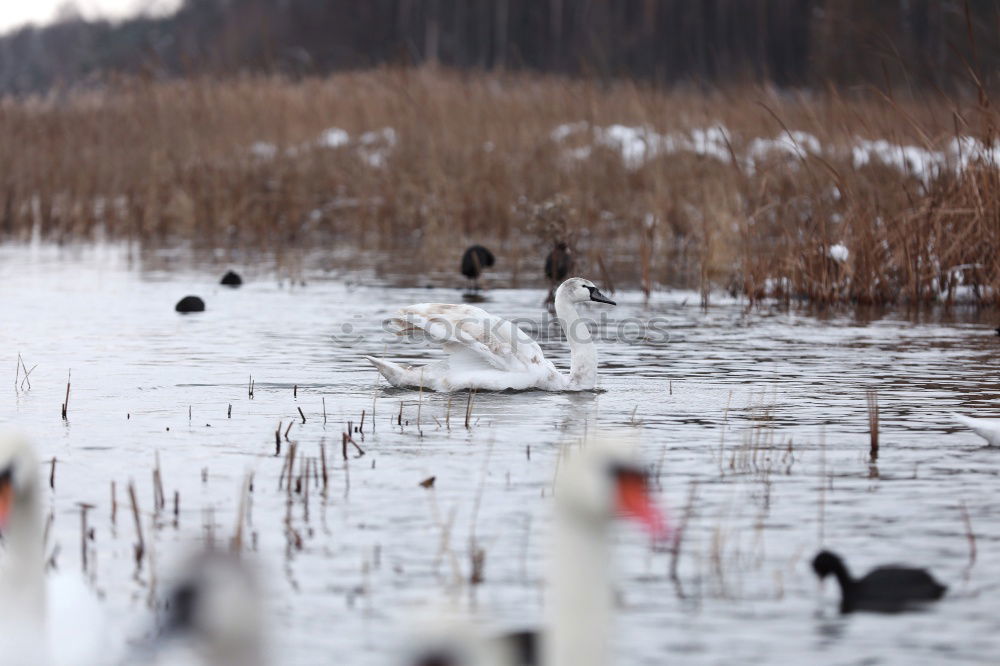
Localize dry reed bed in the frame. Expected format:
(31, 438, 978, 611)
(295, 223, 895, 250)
(0, 68, 997, 305)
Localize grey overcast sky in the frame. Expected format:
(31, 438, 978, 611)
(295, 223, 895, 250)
(0, 0, 180, 35)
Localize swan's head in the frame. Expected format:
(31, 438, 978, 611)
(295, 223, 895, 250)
(0, 432, 40, 531)
(556, 435, 668, 540)
(556, 278, 616, 306)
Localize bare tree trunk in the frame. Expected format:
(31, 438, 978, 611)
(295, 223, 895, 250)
(550, 0, 563, 69)
(494, 0, 508, 69)
(425, 0, 439, 66)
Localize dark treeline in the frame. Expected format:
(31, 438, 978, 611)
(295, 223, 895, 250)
(0, 0, 997, 95)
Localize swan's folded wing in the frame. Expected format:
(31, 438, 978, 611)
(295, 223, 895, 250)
(389, 303, 550, 373)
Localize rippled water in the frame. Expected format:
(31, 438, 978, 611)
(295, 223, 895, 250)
(1, 243, 998, 665)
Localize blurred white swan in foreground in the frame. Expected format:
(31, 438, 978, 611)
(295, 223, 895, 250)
(543, 436, 669, 666)
(402, 435, 669, 666)
(953, 414, 1000, 446)
(0, 432, 111, 666)
(150, 550, 265, 666)
(365, 278, 616, 391)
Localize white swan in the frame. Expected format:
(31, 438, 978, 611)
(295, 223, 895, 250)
(953, 414, 1000, 446)
(364, 278, 616, 391)
(544, 436, 669, 666)
(401, 436, 668, 666)
(0, 432, 110, 666)
(151, 550, 265, 666)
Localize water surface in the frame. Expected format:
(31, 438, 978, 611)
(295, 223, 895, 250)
(0, 243, 998, 665)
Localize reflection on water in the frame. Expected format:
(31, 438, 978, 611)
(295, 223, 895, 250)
(0, 243, 998, 665)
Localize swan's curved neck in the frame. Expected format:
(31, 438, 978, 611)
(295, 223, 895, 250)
(0, 486, 45, 626)
(554, 292, 597, 389)
(547, 507, 611, 666)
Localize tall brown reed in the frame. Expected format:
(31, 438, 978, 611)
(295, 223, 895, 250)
(0, 68, 997, 304)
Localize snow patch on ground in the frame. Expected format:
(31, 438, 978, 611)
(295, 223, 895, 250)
(316, 127, 350, 149)
(550, 121, 999, 181)
(828, 243, 849, 262)
(249, 141, 278, 159)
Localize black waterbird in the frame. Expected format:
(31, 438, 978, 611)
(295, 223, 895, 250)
(460, 245, 495, 291)
(812, 550, 946, 613)
(544, 242, 574, 305)
(544, 242, 573, 283)
(175, 295, 205, 313)
(220, 270, 243, 287)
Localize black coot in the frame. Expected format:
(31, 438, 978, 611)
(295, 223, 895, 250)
(220, 270, 243, 287)
(544, 242, 573, 282)
(460, 245, 495, 290)
(812, 550, 946, 613)
(544, 242, 574, 305)
(175, 296, 206, 313)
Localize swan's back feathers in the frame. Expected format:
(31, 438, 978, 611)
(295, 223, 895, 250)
(390, 303, 553, 374)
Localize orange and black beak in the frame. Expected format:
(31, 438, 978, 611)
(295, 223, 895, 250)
(0, 469, 14, 531)
(614, 467, 670, 542)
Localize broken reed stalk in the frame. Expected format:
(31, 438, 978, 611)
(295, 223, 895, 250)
(464, 388, 476, 429)
(127, 481, 145, 568)
(322, 397, 327, 424)
(669, 481, 699, 594)
(152, 452, 166, 512)
(358, 409, 365, 432)
(49, 457, 56, 490)
(959, 500, 977, 576)
(298, 406, 306, 424)
(293, 384, 298, 398)
(14, 354, 35, 391)
(275, 422, 282, 455)
(343, 430, 365, 457)
(417, 370, 424, 432)
(302, 458, 311, 521)
(285, 443, 297, 496)
(866, 389, 879, 461)
(61, 369, 71, 419)
(818, 428, 826, 545)
(284, 421, 294, 440)
(231, 473, 251, 552)
(77, 502, 94, 573)
(228, 403, 232, 418)
(173, 490, 179, 528)
(248, 374, 254, 399)
(319, 442, 329, 495)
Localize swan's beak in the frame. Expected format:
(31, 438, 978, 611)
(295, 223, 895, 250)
(588, 287, 616, 306)
(0, 475, 13, 531)
(615, 470, 670, 541)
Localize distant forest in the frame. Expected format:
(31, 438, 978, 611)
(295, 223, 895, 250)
(0, 0, 997, 95)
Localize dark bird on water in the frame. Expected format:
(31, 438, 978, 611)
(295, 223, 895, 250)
(545, 242, 573, 282)
(812, 550, 946, 613)
(220, 270, 243, 287)
(460, 245, 495, 291)
(545, 242, 574, 305)
(175, 296, 206, 313)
